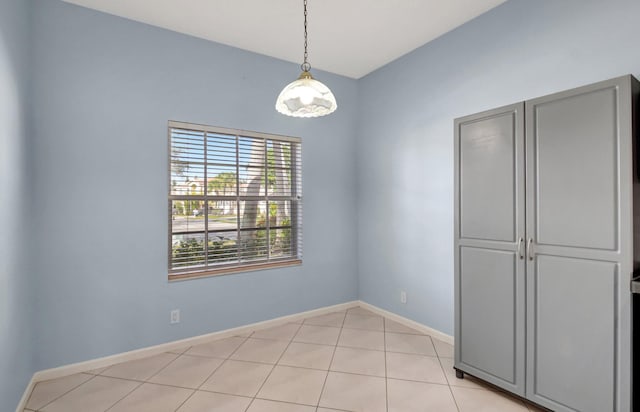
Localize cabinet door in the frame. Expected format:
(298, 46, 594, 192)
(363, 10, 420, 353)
(454, 103, 526, 395)
(525, 77, 634, 412)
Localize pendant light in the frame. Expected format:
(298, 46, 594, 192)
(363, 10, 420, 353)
(275, 0, 337, 118)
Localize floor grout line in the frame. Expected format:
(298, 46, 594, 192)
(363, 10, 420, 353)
(172, 334, 251, 411)
(102, 380, 145, 412)
(171, 389, 198, 412)
(437, 355, 461, 412)
(243, 321, 305, 412)
(315, 310, 346, 410)
(31, 374, 98, 412)
(91, 350, 190, 412)
(135, 350, 185, 383)
(252, 395, 319, 408)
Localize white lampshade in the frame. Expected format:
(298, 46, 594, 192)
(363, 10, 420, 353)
(275, 71, 337, 118)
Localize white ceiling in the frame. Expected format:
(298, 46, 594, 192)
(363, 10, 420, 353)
(61, 0, 507, 79)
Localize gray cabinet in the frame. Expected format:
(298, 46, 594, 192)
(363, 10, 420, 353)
(454, 75, 639, 412)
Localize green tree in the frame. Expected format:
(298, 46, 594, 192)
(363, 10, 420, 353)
(171, 147, 189, 176)
(207, 172, 237, 214)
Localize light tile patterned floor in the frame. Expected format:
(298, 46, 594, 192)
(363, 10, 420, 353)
(23, 307, 546, 412)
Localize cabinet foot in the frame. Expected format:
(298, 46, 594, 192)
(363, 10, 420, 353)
(455, 369, 464, 379)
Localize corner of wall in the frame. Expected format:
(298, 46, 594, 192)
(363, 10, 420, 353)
(0, 0, 37, 409)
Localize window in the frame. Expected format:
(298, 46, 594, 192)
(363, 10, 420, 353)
(168, 121, 302, 280)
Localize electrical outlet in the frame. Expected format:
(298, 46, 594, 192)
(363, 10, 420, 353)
(170, 309, 180, 324)
(400, 291, 407, 304)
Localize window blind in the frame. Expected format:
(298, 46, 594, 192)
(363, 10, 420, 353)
(168, 121, 302, 279)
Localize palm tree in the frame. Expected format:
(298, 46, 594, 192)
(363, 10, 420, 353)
(241, 143, 264, 228)
(208, 172, 237, 214)
(271, 141, 290, 255)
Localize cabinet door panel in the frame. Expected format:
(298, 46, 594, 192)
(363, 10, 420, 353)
(527, 255, 616, 412)
(459, 112, 517, 242)
(459, 247, 521, 387)
(531, 87, 618, 251)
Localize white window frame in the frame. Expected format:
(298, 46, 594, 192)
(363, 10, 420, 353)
(168, 121, 302, 281)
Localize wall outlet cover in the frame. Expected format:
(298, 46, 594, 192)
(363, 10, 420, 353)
(170, 309, 180, 324)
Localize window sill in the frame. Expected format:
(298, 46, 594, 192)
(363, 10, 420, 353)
(168, 259, 302, 282)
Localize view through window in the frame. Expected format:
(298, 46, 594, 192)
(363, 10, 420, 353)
(168, 121, 302, 280)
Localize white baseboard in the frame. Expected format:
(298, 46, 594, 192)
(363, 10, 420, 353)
(16, 378, 37, 412)
(16, 300, 358, 412)
(16, 299, 454, 412)
(358, 300, 454, 345)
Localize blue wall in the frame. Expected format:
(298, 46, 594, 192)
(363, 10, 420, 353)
(0, 0, 34, 409)
(356, 0, 640, 335)
(30, 0, 359, 372)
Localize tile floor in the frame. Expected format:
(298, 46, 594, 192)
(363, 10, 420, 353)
(23, 307, 545, 412)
